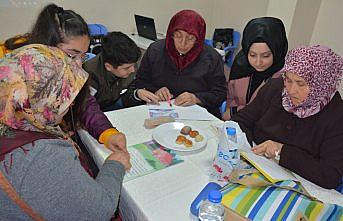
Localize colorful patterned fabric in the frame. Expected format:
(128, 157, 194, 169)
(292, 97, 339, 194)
(222, 173, 343, 221)
(165, 10, 206, 70)
(281, 45, 343, 118)
(0, 44, 88, 137)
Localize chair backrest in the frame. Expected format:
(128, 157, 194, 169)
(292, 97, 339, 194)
(226, 31, 241, 67)
(220, 101, 227, 115)
(87, 24, 108, 54)
(205, 30, 241, 68)
(88, 24, 108, 36)
(85, 52, 96, 62)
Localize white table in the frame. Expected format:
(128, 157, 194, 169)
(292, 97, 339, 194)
(78, 105, 343, 221)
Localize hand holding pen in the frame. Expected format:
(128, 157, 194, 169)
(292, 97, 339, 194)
(155, 87, 173, 102)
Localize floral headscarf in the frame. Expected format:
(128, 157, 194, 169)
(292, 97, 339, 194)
(0, 44, 88, 136)
(165, 10, 206, 70)
(281, 45, 343, 118)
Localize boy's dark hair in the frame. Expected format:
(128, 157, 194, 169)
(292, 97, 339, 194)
(102, 32, 141, 67)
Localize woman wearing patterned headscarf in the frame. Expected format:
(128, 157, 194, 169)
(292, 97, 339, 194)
(131, 10, 227, 117)
(0, 45, 131, 220)
(223, 17, 288, 120)
(232, 45, 343, 189)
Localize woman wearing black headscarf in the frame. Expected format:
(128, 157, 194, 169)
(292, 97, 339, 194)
(222, 17, 288, 120)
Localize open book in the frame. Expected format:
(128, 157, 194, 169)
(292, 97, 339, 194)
(240, 151, 297, 183)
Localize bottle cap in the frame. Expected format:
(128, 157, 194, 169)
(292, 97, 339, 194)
(226, 127, 236, 136)
(208, 190, 222, 203)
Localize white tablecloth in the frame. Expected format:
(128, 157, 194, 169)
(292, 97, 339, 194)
(78, 105, 343, 221)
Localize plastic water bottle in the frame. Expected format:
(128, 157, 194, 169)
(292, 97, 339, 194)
(226, 127, 237, 143)
(198, 190, 225, 221)
(226, 127, 240, 168)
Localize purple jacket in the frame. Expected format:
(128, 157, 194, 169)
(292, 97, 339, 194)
(82, 96, 113, 139)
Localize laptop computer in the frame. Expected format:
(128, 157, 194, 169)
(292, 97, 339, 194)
(134, 14, 157, 41)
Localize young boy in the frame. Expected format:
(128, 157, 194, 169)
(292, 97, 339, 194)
(83, 31, 141, 111)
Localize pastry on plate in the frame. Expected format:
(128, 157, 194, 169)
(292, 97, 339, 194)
(180, 126, 192, 135)
(184, 139, 193, 148)
(189, 130, 199, 138)
(175, 135, 186, 145)
(195, 134, 204, 142)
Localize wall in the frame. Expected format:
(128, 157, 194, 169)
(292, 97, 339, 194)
(288, 0, 321, 50)
(0, 0, 267, 41)
(0, 0, 342, 56)
(310, 0, 343, 56)
(266, 0, 298, 35)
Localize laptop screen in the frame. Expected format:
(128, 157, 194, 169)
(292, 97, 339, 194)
(134, 14, 157, 41)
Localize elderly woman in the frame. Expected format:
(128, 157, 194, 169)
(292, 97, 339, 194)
(0, 44, 131, 220)
(232, 45, 343, 189)
(223, 17, 288, 120)
(131, 10, 227, 117)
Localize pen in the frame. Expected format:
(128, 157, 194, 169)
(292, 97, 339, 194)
(167, 98, 172, 107)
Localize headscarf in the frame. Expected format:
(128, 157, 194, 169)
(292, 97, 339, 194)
(0, 44, 88, 138)
(281, 45, 343, 118)
(165, 10, 206, 70)
(230, 17, 288, 100)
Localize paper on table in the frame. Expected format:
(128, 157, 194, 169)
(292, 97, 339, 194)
(147, 100, 216, 121)
(124, 140, 184, 182)
(240, 151, 297, 183)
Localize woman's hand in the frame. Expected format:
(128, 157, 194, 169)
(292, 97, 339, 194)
(106, 133, 128, 153)
(174, 92, 201, 106)
(106, 150, 131, 171)
(252, 140, 283, 159)
(137, 89, 160, 104)
(155, 87, 173, 101)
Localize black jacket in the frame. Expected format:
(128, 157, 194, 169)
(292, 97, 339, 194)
(135, 39, 227, 117)
(83, 53, 135, 111)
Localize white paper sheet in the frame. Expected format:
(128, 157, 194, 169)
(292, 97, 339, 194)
(147, 100, 217, 121)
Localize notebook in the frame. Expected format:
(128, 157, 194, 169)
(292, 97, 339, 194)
(240, 151, 297, 183)
(134, 14, 157, 41)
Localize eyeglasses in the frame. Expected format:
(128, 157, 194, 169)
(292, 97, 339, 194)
(172, 33, 197, 45)
(66, 52, 88, 64)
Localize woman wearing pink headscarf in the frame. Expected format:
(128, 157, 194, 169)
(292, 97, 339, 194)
(232, 45, 343, 189)
(131, 10, 227, 117)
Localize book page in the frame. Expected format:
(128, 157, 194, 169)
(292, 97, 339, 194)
(241, 151, 296, 183)
(124, 140, 184, 182)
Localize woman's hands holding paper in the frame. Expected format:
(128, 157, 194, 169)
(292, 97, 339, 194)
(252, 140, 283, 159)
(137, 88, 160, 104)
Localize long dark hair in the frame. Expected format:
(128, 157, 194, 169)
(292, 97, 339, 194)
(5, 4, 90, 129)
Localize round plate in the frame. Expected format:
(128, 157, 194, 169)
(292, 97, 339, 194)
(152, 122, 208, 152)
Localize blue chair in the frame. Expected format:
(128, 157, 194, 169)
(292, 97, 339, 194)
(87, 24, 108, 54)
(85, 52, 96, 62)
(220, 101, 227, 115)
(336, 177, 343, 194)
(87, 24, 108, 36)
(205, 30, 241, 68)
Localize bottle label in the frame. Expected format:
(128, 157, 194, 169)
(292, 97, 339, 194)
(211, 127, 240, 181)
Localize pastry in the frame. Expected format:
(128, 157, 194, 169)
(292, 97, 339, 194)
(180, 126, 192, 135)
(195, 134, 204, 142)
(184, 139, 193, 147)
(175, 135, 186, 144)
(189, 130, 199, 138)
